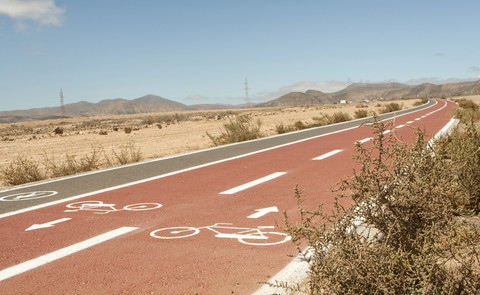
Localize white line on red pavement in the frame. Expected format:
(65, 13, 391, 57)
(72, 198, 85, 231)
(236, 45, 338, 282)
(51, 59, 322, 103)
(358, 138, 372, 144)
(312, 149, 343, 160)
(219, 172, 287, 195)
(0, 226, 139, 282)
(0, 100, 441, 219)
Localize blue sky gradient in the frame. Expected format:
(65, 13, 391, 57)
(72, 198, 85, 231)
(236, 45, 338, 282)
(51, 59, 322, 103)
(1, 0, 479, 111)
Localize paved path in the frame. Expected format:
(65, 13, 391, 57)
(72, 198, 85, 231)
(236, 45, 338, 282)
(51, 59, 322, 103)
(0, 99, 456, 294)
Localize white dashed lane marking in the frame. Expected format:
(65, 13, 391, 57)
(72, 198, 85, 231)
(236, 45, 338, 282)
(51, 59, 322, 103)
(313, 149, 343, 160)
(219, 172, 287, 195)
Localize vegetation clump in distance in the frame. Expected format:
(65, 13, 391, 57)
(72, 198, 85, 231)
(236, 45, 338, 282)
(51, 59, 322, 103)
(379, 102, 402, 113)
(207, 115, 262, 146)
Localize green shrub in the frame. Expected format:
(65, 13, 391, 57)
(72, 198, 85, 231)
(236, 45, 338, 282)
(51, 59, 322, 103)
(207, 115, 262, 146)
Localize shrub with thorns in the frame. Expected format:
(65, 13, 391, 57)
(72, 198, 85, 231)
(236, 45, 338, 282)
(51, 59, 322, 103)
(281, 118, 480, 294)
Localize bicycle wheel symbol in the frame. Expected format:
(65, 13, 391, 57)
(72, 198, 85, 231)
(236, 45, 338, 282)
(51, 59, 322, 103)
(238, 232, 291, 246)
(0, 191, 58, 201)
(124, 203, 163, 211)
(150, 227, 200, 239)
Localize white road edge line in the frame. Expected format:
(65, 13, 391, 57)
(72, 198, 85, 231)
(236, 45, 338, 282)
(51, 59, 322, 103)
(219, 172, 287, 195)
(0, 100, 440, 219)
(0, 226, 138, 282)
(312, 149, 343, 160)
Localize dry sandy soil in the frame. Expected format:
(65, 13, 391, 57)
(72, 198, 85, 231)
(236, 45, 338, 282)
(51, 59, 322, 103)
(0, 97, 465, 189)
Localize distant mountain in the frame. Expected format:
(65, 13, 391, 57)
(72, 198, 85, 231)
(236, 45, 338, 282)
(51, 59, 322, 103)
(2, 80, 480, 123)
(256, 80, 480, 107)
(0, 95, 191, 123)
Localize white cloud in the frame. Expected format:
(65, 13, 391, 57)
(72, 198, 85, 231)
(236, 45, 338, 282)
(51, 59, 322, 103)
(0, 0, 64, 29)
(253, 80, 352, 102)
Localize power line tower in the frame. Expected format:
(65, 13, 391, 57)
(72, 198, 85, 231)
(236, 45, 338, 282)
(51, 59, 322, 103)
(244, 77, 250, 107)
(60, 88, 65, 119)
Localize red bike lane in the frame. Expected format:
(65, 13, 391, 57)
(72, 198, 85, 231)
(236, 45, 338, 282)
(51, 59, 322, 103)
(0, 99, 457, 294)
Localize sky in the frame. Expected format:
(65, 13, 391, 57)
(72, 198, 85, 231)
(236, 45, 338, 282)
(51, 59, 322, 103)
(1, 0, 480, 111)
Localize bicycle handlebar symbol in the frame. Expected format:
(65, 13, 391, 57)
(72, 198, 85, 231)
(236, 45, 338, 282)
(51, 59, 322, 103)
(150, 223, 291, 246)
(65, 201, 162, 214)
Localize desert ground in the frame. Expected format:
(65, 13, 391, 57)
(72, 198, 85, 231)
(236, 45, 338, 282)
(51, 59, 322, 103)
(1, 96, 473, 189)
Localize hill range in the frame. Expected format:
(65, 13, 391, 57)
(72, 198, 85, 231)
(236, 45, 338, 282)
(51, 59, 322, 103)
(256, 80, 480, 107)
(1, 80, 479, 123)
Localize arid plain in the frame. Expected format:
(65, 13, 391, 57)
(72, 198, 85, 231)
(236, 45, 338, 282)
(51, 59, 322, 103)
(2, 97, 475, 189)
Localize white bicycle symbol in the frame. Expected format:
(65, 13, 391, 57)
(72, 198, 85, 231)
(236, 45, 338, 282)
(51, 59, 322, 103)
(0, 191, 58, 201)
(150, 223, 291, 246)
(65, 201, 162, 214)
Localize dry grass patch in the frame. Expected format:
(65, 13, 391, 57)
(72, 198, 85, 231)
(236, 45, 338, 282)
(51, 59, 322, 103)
(0, 98, 422, 188)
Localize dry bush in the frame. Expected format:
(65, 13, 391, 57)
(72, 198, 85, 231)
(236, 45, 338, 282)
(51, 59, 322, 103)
(104, 141, 143, 165)
(294, 120, 307, 130)
(453, 99, 480, 124)
(413, 97, 429, 106)
(380, 102, 402, 113)
(354, 109, 368, 119)
(43, 148, 103, 178)
(438, 123, 480, 212)
(280, 119, 480, 294)
(276, 122, 295, 134)
(313, 112, 352, 126)
(207, 115, 262, 146)
(455, 98, 479, 111)
(1, 156, 45, 185)
(1, 143, 143, 186)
